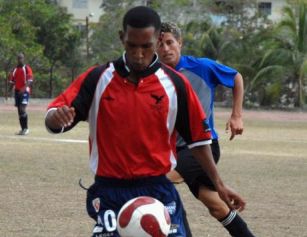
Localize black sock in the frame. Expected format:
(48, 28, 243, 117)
(220, 210, 255, 237)
(19, 113, 28, 130)
(182, 208, 193, 237)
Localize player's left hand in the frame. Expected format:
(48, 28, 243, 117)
(216, 185, 246, 212)
(226, 115, 243, 140)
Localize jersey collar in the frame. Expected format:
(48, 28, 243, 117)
(114, 52, 161, 78)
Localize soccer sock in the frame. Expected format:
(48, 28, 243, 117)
(220, 210, 255, 237)
(19, 113, 28, 130)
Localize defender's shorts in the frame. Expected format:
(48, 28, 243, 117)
(175, 139, 220, 198)
(14, 90, 29, 107)
(86, 175, 186, 237)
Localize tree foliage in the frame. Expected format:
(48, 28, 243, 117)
(0, 0, 82, 98)
(0, 0, 306, 108)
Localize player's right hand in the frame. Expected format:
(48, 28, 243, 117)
(47, 106, 76, 129)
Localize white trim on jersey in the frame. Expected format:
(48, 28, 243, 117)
(155, 68, 178, 170)
(88, 63, 115, 174)
(187, 139, 212, 149)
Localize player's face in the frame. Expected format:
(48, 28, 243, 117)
(17, 54, 24, 65)
(121, 26, 159, 72)
(157, 32, 182, 68)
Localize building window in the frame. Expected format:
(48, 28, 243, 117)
(72, 0, 88, 9)
(258, 2, 272, 17)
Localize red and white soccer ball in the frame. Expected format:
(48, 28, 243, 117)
(117, 196, 171, 237)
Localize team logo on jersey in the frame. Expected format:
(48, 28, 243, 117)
(92, 198, 101, 213)
(150, 94, 165, 104)
(202, 119, 211, 132)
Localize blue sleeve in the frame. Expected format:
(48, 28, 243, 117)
(199, 58, 237, 88)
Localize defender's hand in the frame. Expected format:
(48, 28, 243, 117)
(226, 115, 243, 140)
(217, 185, 246, 212)
(46, 106, 76, 130)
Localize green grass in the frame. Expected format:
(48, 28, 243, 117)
(0, 108, 307, 237)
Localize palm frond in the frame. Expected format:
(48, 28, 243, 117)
(250, 65, 285, 89)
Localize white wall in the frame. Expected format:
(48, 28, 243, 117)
(57, 0, 103, 24)
(269, 0, 287, 22)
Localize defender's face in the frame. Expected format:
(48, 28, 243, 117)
(157, 32, 182, 68)
(122, 25, 158, 72)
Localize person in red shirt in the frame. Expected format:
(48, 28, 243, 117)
(45, 6, 245, 237)
(9, 53, 33, 135)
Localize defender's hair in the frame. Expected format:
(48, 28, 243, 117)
(161, 22, 182, 40)
(123, 6, 161, 32)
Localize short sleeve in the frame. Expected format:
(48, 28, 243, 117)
(200, 58, 237, 88)
(25, 65, 33, 81)
(47, 65, 101, 121)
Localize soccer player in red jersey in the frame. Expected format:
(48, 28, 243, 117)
(45, 6, 245, 237)
(9, 53, 33, 135)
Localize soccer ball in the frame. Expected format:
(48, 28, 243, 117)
(117, 196, 171, 237)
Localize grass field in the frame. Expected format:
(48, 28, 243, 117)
(0, 102, 307, 237)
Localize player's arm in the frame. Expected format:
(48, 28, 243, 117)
(203, 58, 244, 140)
(226, 72, 244, 140)
(190, 145, 245, 211)
(45, 65, 100, 134)
(20, 65, 33, 93)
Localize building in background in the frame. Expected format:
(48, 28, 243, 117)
(211, 0, 289, 25)
(56, 0, 103, 26)
(257, 0, 288, 22)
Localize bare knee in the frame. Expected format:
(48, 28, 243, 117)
(198, 186, 230, 220)
(206, 202, 229, 220)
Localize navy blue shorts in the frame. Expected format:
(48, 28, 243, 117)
(86, 175, 186, 237)
(14, 90, 29, 107)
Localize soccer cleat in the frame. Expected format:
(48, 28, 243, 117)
(16, 129, 29, 135)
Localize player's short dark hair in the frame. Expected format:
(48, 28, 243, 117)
(17, 52, 25, 58)
(161, 22, 182, 40)
(123, 6, 161, 32)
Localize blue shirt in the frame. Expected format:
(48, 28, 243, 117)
(176, 55, 237, 141)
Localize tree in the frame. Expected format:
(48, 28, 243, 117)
(28, 2, 82, 97)
(0, 0, 46, 98)
(273, 0, 307, 107)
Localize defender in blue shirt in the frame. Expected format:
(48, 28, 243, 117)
(158, 22, 255, 237)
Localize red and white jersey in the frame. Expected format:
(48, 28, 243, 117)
(9, 64, 33, 91)
(47, 56, 212, 179)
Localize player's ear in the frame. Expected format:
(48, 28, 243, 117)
(119, 30, 124, 44)
(178, 37, 183, 49)
(158, 32, 164, 42)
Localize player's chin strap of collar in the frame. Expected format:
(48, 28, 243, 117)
(79, 178, 89, 191)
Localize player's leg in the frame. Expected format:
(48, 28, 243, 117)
(16, 91, 29, 135)
(17, 104, 29, 135)
(86, 181, 122, 237)
(198, 185, 229, 219)
(198, 186, 255, 236)
(175, 143, 256, 237)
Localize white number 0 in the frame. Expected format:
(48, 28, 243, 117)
(103, 210, 117, 232)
